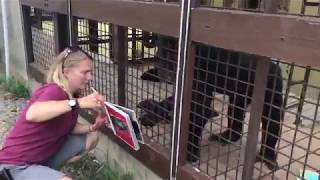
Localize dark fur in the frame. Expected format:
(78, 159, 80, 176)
(139, 37, 283, 170)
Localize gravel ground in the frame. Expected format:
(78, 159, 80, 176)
(0, 86, 27, 147)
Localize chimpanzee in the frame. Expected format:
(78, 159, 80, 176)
(138, 34, 283, 171)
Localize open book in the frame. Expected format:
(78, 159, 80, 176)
(104, 102, 144, 151)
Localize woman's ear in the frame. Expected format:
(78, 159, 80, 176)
(63, 68, 71, 78)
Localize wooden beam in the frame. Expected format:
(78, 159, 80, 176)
(71, 0, 180, 37)
(20, 0, 67, 14)
(191, 8, 320, 67)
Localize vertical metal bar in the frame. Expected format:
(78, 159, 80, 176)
(223, 0, 233, 7)
(301, 89, 319, 180)
(109, 24, 114, 59)
(141, 31, 145, 60)
(301, 0, 306, 14)
(318, 1, 320, 16)
(279, 0, 289, 12)
(262, 0, 279, 12)
(71, 17, 78, 46)
(113, 25, 127, 106)
(132, 28, 137, 60)
(34, 8, 42, 30)
(88, 20, 98, 53)
(282, 63, 294, 118)
(21, 5, 34, 64)
(294, 67, 310, 124)
(242, 57, 270, 180)
(170, 0, 195, 179)
(238, 0, 248, 8)
(67, 0, 73, 46)
(53, 14, 68, 54)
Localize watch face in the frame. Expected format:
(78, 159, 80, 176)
(69, 99, 76, 106)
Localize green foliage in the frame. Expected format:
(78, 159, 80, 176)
(0, 75, 30, 98)
(63, 155, 133, 180)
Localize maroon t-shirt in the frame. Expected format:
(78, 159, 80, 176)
(0, 83, 78, 165)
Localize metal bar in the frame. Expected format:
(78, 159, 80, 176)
(261, 0, 280, 12)
(113, 25, 127, 106)
(34, 8, 42, 30)
(67, 0, 73, 46)
(305, 2, 320, 6)
(88, 20, 98, 53)
(318, 1, 320, 16)
(283, 64, 294, 113)
(301, 90, 319, 180)
(21, 5, 34, 64)
(301, 0, 306, 14)
(170, 0, 193, 179)
(53, 13, 68, 53)
(242, 57, 270, 180)
(131, 28, 137, 61)
(71, 17, 78, 46)
(294, 66, 311, 124)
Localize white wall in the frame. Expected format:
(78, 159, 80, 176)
(0, 0, 28, 81)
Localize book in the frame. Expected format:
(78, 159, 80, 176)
(104, 102, 144, 151)
(111, 103, 145, 144)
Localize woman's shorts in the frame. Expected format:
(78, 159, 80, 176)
(0, 134, 86, 180)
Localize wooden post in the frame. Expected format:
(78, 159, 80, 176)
(53, 14, 69, 54)
(21, 5, 34, 64)
(113, 25, 127, 106)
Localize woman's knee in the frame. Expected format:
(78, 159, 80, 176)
(86, 131, 99, 151)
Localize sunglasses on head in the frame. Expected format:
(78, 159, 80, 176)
(63, 46, 82, 58)
(62, 46, 93, 70)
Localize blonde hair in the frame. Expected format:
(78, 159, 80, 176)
(47, 47, 93, 96)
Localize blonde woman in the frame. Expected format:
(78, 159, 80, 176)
(0, 46, 106, 180)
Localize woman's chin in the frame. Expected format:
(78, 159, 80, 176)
(80, 83, 88, 89)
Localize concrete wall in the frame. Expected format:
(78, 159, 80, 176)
(94, 129, 163, 180)
(0, 0, 28, 81)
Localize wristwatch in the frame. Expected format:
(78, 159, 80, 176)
(68, 98, 79, 111)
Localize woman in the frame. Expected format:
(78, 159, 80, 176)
(0, 46, 107, 180)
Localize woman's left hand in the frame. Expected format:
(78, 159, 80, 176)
(91, 111, 108, 131)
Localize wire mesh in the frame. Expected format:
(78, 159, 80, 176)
(252, 62, 320, 179)
(187, 44, 259, 179)
(128, 33, 176, 148)
(75, 17, 116, 103)
(74, 19, 177, 148)
(31, 8, 56, 70)
(25, 3, 320, 180)
(188, 42, 319, 179)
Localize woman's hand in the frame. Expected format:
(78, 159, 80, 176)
(91, 110, 108, 131)
(78, 92, 106, 109)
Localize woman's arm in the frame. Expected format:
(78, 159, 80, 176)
(26, 93, 104, 122)
(72, 122, 93, 134)
(26, 100, 72, 122)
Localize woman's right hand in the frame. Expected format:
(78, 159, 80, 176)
(78, 93, 106, 109)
